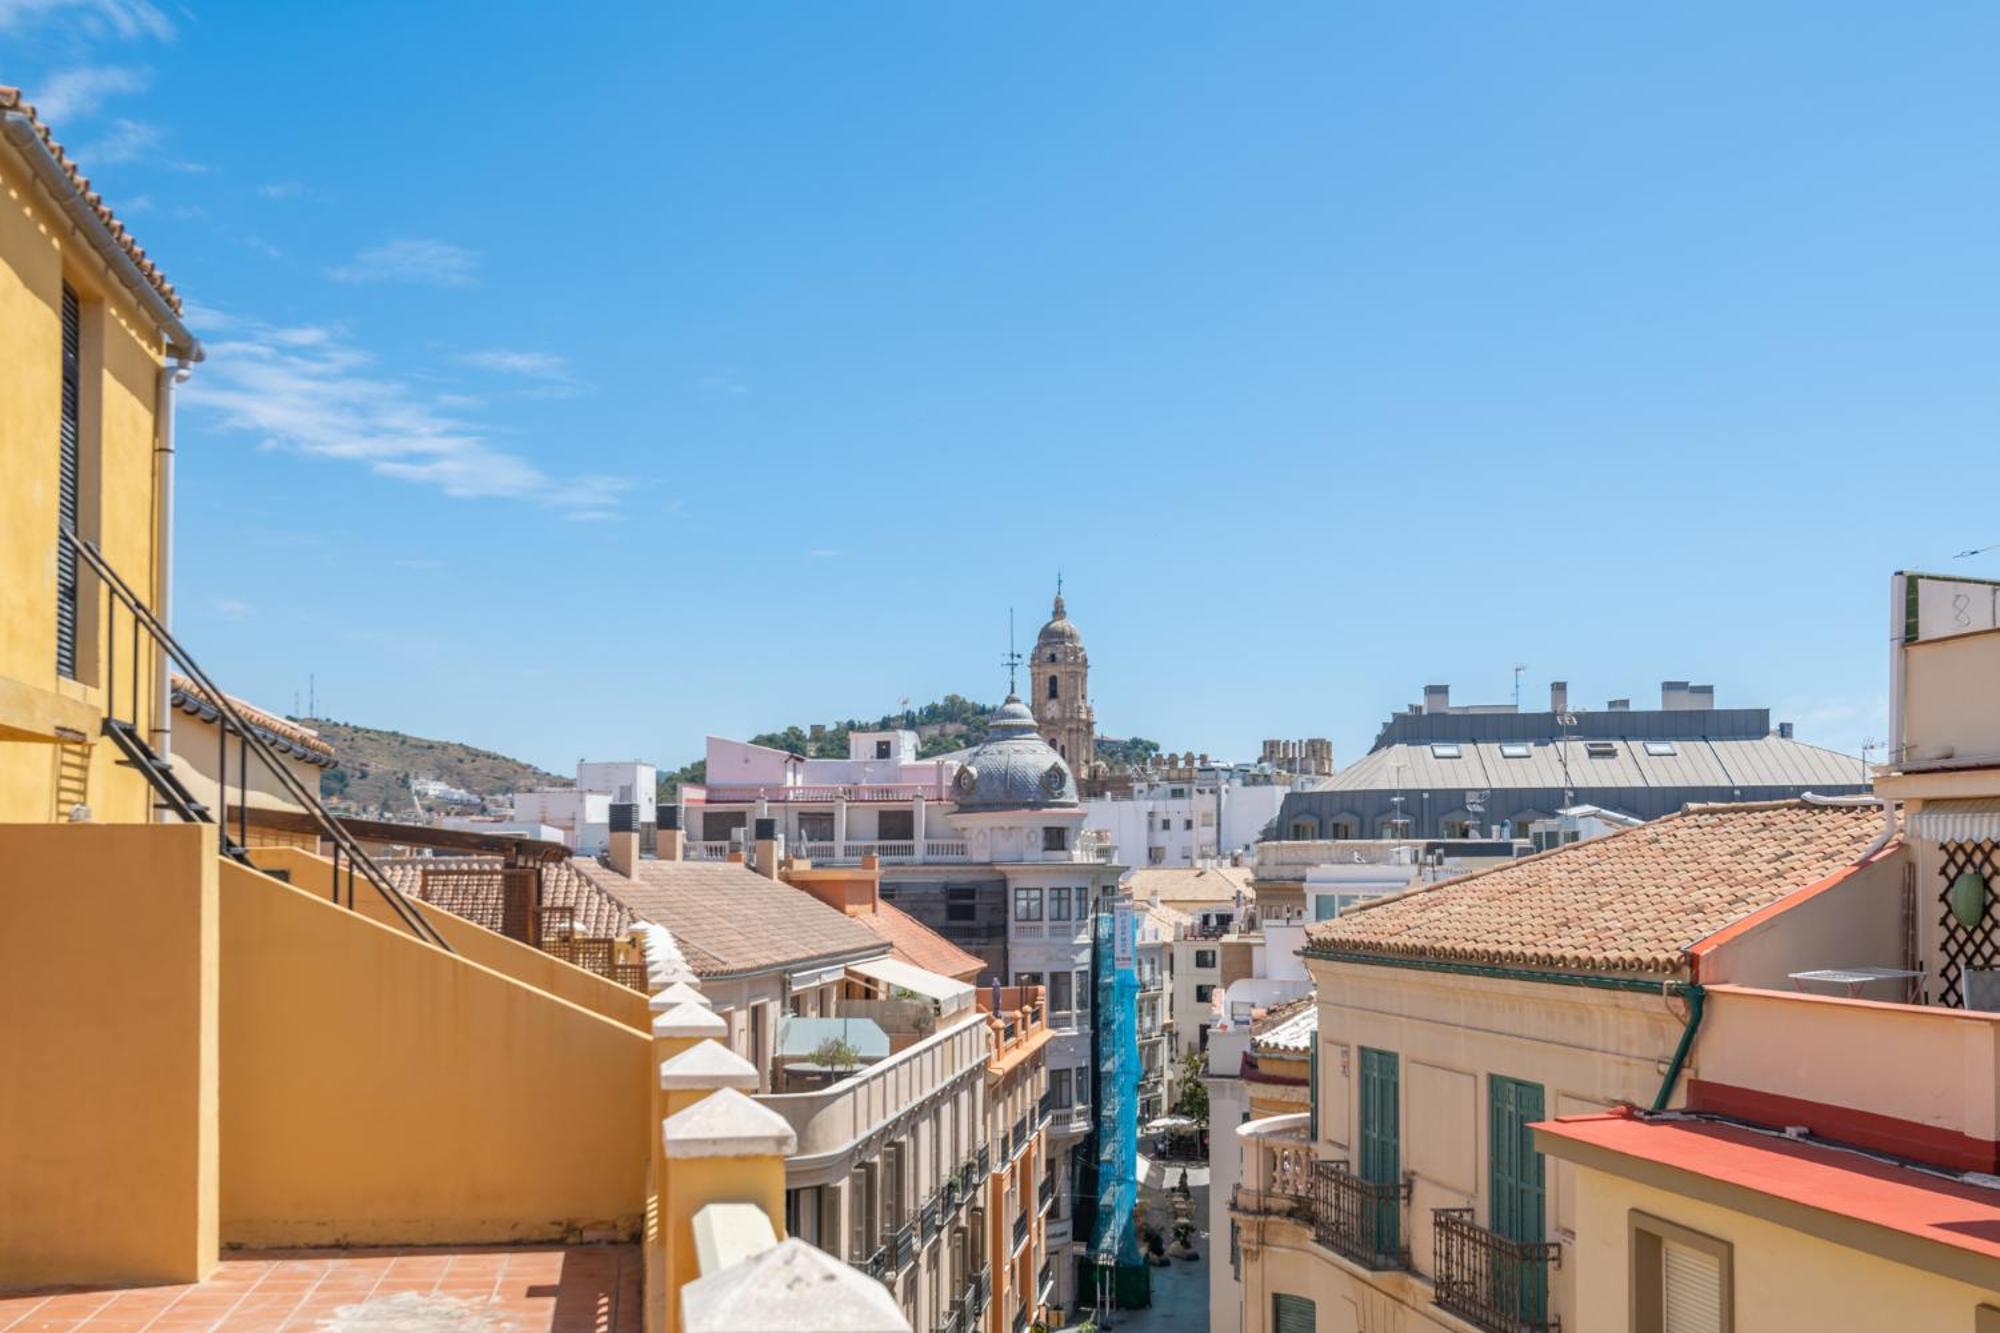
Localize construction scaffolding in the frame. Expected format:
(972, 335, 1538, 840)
(1091, 899, 1142, 1274)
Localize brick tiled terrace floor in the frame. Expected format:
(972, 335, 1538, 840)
(0, 1246, 640, 1333)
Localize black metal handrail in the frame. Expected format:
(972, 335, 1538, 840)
(1012, 1208, 1030, 1252)
(1432, 1208, 1561, 1333)
(860, 1243, 889, 1281)
(978, 1143, 991, 1176)
(1311, 1160, 1409, 1270)
(1038, 1171, 1056, 1212)
(62, 530, 449, 951)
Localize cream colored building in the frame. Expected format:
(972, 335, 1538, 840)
(1230, 798, 1910, 1333)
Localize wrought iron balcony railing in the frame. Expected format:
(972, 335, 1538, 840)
(921, 1194, 941, 1243)
(1310, 1160, 1409, 1270)
(1013, 1208, 1030, 1253)
(978, 1143, 991, 1176)
(859, 1244, 889, 1281)
(889, 1220, 916, 1273)
(1038, 1171, 1056, 1213)
(1432, 1207, 1561, 1333)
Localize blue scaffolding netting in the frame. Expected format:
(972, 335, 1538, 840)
(1090, 899, 1141, 1269)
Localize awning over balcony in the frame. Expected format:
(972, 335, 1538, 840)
(848, 956, 975, 1015)
(1910, 797, 2000, 845)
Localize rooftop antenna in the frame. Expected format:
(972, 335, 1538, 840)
(1513, 664, 1526, 710)
(1954, 542, 1999, 559)
(1003, 607, 1023, 697)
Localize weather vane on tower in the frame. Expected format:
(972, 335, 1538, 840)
(1003, 607, 1023, 697)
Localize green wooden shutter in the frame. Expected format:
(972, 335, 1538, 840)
(1308, 1042, 1319, 1142)
(56, 283, 81, 680)
(1272, 1293, 1317, 1333)
(1489, 1075, 1549, 1323)
(1358, 1047, 1399, 1254)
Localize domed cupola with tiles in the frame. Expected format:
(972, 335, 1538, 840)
(950, 695, 1080, 811)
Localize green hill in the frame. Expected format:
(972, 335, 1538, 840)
(301, 717, 568, 815)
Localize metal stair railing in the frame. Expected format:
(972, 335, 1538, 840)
(63, 527, 450, 951)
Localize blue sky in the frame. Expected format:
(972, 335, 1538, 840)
(11, 1, 2000, 774)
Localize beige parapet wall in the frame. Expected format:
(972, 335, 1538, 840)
(0, 823, 219, 1288)
(218, 856, 651, 1246)
(247, 845, 652, 1032)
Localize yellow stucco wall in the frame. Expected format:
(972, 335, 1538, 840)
(1565, 1159, 2000, 1330)
(218, 858, 652, 1246)
(247, 845, 652, 1032)
(0, 823, 218, 1288)
(0, 138, 171, 826)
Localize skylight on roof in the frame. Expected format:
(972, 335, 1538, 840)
(1430, 743, 1462, 759)
(1499, 743, 1531, 759)
(1585, 741, 1618, 758)
(1643, 741, 1678, 757)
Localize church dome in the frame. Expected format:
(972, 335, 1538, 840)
(1037, 594, 1083, 647)
(951, 694, 1079, 810)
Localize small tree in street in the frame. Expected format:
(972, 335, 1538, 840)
(1173, 1049, 1208, 1129)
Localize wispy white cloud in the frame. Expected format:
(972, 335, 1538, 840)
(459, 349, 567, 378)
(236, 234, 284, 260)
(328, 238, 478, 288)
(181, 314, 628, 519)
(0, 0, 172, 41)
(456, 348, 582, 398)
(78, 116, 158, 163)
(697, 372, 749, 399)
(257, 181, 305, 201)
(210, 597, 254, 621)
(30, 63, 149, 119)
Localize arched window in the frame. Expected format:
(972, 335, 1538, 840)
(1289, 816, 1320, 839)
(1326, 813, 1361, 840)
(1047, 674, 1059, 700)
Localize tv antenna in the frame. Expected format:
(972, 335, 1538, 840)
(1003, 608, 1023, 696)
(1513, 664, 1526, 710)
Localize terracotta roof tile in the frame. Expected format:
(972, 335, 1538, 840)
(574, 859, 888, 979)
(861, 901, 985, 981)
(1305, 800, 1887, 975)
(381, 856, 636, 942)
(170, 673, 334, 763)
(0, 85, 181, 313)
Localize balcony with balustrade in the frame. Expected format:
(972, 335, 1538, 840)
(1432, 1207, 1560, 1333)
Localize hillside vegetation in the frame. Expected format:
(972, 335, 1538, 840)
(304, 717, 568, 815)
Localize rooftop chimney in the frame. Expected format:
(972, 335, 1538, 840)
(658, 802, 683, 861)
(753, 817, 781, 880)
(1778, 721, 1794, 739)
(1691, 684, 1715, 710)
(1423, 684, 1451, 714)
(1607, 698, 1630, 711)
(608, 829, 638, 878)
(1662, 680, 1693, 711)
(1550, 681, 1568, 714)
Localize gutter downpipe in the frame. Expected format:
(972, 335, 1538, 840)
(1302, 947, 1706, 1113)
(150, 357, 192, 795)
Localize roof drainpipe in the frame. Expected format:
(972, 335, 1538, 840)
(150, 356, 193, 806)
(1648, 976, 1705, 1112)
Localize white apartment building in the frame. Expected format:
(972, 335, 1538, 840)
(681, 697, 1126, 1315)
(1086, 763, 1288, 868)
(507, 759, 658, 857)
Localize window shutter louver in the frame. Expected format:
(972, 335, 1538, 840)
(1662, 1238, 1723, 1333)
(56, 284, 81, 679)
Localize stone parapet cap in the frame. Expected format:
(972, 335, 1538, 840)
(681, 1237, 909, 1332)
(661, 1039, 759, 1092)
(654, 1001, 728, 1041)
(650, 981, 708, 1013)
(664, 1087, 798, 1160)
